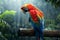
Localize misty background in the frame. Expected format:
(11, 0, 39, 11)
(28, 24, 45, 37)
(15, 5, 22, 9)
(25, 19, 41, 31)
(0, 0, 60, 40)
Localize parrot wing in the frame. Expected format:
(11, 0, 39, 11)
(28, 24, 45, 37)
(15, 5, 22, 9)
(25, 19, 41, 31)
(36, 10, 44, 20)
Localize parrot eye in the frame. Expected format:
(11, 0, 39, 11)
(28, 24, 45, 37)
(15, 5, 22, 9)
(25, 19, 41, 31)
(21, 7, 28, 12)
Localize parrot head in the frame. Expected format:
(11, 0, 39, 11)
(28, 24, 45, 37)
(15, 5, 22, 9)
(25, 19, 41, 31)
(21, 6, 28, 13)
(21, 4, 36, 14)
(21, 4, 29, 14)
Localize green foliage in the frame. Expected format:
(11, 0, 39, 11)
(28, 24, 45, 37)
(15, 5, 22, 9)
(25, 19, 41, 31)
(0, 10, 16, 19)
(0, 10, 16, 40)
(0, 20, 11, 40)
(45, 13, 60, 30)
(45, 19, 55, 27)
(0, 10, 16, 34)
(0, 10, 16, 26)
(56, 14, 60, 24)
(45, 0, 60, 7)
(47, 24, 56, 30)
(45, 19, 56, 30)
(0, 22, 8, 32)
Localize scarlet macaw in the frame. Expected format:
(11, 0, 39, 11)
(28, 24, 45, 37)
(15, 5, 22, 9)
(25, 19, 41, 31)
(21, 4, 44, 40)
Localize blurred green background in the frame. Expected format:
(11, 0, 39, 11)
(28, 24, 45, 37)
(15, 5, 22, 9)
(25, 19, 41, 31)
(0, 0, 60, 40)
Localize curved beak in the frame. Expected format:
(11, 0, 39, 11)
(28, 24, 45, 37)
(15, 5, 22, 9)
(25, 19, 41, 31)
(21, 7, 28, 14)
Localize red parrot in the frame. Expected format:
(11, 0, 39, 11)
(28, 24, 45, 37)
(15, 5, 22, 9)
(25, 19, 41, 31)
(21, 4, 44, 40)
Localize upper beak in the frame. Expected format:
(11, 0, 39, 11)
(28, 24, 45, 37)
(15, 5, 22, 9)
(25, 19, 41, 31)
(21, 7, 28, 13)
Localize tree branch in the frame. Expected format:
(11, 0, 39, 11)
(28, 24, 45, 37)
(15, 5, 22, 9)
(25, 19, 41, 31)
(18, 28, 60, 37)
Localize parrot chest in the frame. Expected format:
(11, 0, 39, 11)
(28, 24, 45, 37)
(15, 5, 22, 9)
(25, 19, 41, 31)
(29, 10, 38, 23)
